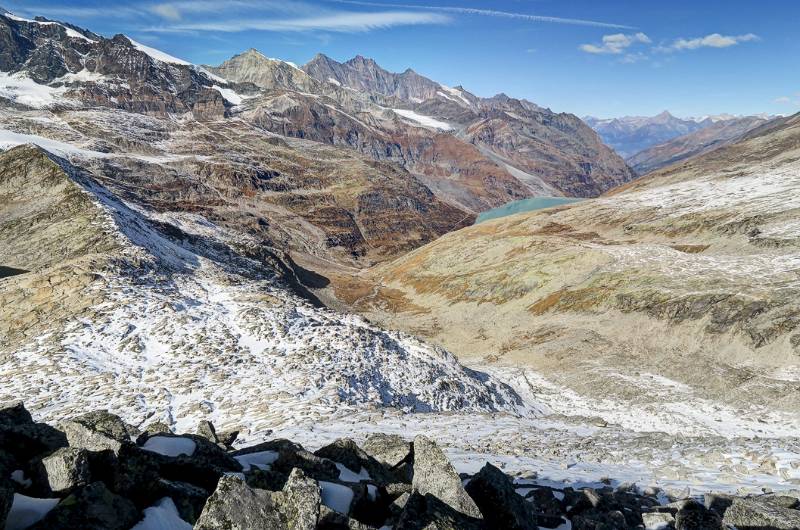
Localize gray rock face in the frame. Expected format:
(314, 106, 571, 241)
(464, 462, 536, 529)
(643, 511, 675, 529)
(29, 481, 139, 530)
(395, 492, 483, 530)
(281, 468, 322, 530)
(674, 499, 723, 530)
(195, 470, 322, 530)
(195, 475, 285, 530)
(273, 448, 340, 482)
(411, 435, 482, 519)
(41, 447, 91, 494)
(723, 496, 800, 529)
(60, 410, 135, 454)
(314, 438, 395, 485)
(196, 420, 219, 444)
(362, 433, 411, 468)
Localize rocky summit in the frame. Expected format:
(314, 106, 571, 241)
(4, 401, 800, 530)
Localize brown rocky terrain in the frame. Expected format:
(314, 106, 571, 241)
(334, 112, 800, 418)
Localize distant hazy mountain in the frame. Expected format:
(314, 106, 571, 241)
(627, 115, 771, 174)
(584, 111, 708, 158)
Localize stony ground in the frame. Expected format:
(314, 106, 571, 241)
(3, 402, 800, 530)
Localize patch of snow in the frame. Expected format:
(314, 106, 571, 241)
(0, 71, 68, 108)
(142, 436, 197, 457)
(392, 109, 453, 131)
(367, 484, 378, 501)
(319, 481, 354, 514)
(234, 450, 279, 471)
(0, 129, 107, 158)
(132, 497, 191, 530)
(10, 470, 32, 488)
(438, 84, 471, 106)
(128, 38, 191, 66)
(327, 77, 341, 86)
(58, 69, 108, 84)
(5, 494, 60, 530)
(212, 85, 247, 106)
(335, 462, 371, 482)
(196, 67, 226, 84)
(2, 12, 96, 42)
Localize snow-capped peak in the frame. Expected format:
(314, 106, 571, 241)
(127, 37, 191, 66)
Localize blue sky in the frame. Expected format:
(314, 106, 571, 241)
(5, 0, 799, 118)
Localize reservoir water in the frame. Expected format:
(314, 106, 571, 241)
(475, 197, 585, 224)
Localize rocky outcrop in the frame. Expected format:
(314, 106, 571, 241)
(5, 402, 795, 530)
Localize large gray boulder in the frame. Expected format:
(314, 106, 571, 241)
(195, 475, 285, 530)
(28, 481, 139, 530)
(40, 447, 91, 494)
(314, 438, 395, 485)
(59, 411, 137, 454)
(411, 435, 482, 519)
(281, 468, 322, 530)
(395, 492, 483, 530)
(362, 433, 412, 468)
(465, 462, 536, 529)
(195, 469, 322, 530)
(723, 496, 800, 529)
(674, 499, 723, 530)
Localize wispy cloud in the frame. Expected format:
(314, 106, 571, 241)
(144, 11, 449, 33)
(328, 0, 634, 29)
(579, 32, 650, 54)
(660, 33, 759, 52)
(774, 93, 800, 107)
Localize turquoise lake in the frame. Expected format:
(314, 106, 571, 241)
(474, 197, 585, 224)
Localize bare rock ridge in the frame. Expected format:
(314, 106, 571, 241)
(5, 402, 799, 529)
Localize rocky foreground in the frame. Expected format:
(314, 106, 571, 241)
(2, 402, 800, 530)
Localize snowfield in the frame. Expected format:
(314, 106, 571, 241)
(392, 109, 453, 131)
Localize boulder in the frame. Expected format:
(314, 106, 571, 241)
(316, 505, 376, 530)
(196, 421, 219, 444)
(411, 435, 482, 519)
(722, 496, 800, 529)
(135, 421, 172, 444)
(273, 448, 340, 482)
(40, 447, 91, 495)
(282, 468, 322, 530)
(464, 463, 536, 529)
(314, 438, 395, 485)
(194, 475, 285, 529)
(60, 411, 136, 454)
(246, 468, 290, 491)
(642, 511, 675, 529)
(703, 492, 735, 515)
(0, 422, 67, 463)
(674, 499, 723, 530)
(395, 492, 483, 530)
(217, 429, 240, 449)
(0, 402, 33, 426)
(361, 433, 411, 468)
(231, 439, 303, 457)
(526, 487, 565, 516)
(28, 481, 139, 530)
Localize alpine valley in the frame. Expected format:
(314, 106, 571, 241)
(0, 7, 799, 530)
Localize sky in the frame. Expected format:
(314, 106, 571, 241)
(5, 0, 799, 118)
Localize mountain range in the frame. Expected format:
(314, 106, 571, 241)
(585, 111, 772, 171)
(1, 7, 799, 524)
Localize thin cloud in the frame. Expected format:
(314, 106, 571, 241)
(661, 33, 759, 52)
(579, 32, 650, 54)
(328, 0, 634, 29)
(150, 4, 182, 21)
(144, 11, 450, 33)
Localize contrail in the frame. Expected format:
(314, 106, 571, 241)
(328, 0, 635, 30)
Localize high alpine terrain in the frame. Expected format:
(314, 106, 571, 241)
(1, 7, 799, 530)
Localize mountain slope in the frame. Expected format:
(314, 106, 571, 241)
(627, 115, 770, 174)
(585, 111, 707, 158)
(0, 144, 522, 432)
(341, 112, 800, 421)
